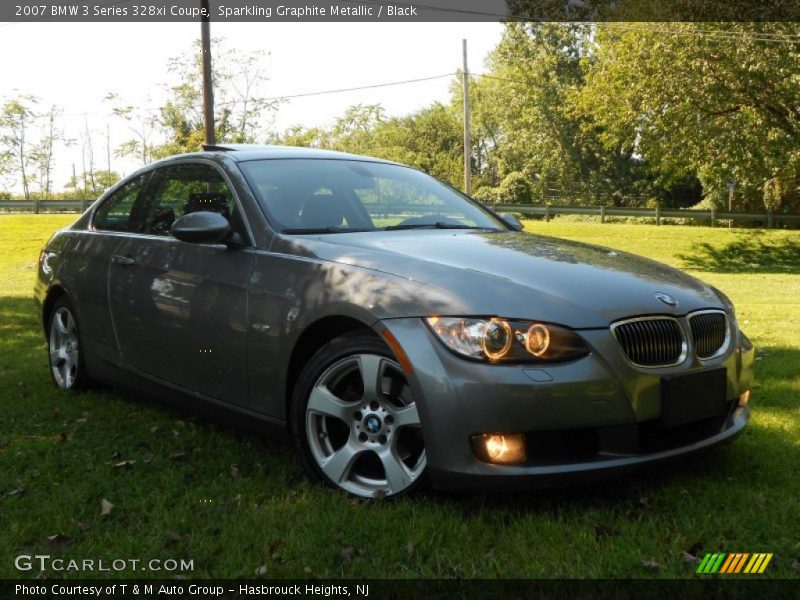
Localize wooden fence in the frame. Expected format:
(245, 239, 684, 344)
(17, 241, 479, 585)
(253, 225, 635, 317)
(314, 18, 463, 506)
(496, 204, 800, 228)
(2, 199, 799, 228)
(0, 199, 92, 213)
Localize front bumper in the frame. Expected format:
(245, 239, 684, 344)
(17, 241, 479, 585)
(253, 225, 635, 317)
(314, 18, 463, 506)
(378, 317, 754, 492)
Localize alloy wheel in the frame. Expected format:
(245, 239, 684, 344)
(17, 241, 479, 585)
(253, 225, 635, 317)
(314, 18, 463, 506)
(49, 306, 80, 389)
(305, 353, 426, 498)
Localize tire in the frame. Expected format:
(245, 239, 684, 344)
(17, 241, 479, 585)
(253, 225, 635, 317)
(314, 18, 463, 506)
(47, 296, 89, 391)
(289, 332, 427, 499)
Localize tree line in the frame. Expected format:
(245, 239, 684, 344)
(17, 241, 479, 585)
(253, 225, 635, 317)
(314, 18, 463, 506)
(2, 23, 798, 214)
(0, 40, 277, 201)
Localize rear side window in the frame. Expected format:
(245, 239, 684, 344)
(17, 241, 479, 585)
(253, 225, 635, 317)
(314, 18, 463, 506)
(93, 173, 150, 232)
(143, 164, 238, 236)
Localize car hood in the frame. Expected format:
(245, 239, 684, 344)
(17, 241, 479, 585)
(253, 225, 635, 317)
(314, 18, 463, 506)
(280, 230, 723, 328)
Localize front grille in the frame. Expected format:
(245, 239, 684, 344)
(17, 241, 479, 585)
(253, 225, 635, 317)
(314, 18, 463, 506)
(612, 317, 685, 367)
(689, 311, 728, 358)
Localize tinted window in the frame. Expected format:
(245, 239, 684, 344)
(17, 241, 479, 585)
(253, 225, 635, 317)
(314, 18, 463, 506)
(238, 159, 504, 232)
(93, 173, 150, 232)
(143, 163, 239, 236)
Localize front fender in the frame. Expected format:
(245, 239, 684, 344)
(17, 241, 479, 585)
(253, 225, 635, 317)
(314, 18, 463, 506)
(245, 249, 467, 419)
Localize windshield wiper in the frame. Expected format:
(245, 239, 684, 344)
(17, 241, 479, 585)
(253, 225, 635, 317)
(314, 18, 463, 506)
(385, 221, 496, 231)
(281, 226, 374, 234)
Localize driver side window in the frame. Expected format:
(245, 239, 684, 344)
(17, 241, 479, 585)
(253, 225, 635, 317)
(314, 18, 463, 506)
(141, 163, 243, 238)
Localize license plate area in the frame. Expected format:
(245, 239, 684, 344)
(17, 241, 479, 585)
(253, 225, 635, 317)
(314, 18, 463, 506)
(660, 368, 728, 428)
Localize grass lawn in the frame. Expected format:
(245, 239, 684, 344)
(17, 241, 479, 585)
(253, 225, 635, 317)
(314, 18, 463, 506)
(0, 214, 798, 579)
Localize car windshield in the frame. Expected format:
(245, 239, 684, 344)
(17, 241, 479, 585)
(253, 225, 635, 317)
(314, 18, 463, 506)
(238, 158, 506, 233)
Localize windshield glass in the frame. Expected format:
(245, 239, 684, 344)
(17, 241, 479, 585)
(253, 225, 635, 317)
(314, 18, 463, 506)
(238, 158, 506, 233)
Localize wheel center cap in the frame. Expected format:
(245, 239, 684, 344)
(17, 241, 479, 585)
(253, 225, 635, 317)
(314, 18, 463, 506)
(363, 415, 382, 434)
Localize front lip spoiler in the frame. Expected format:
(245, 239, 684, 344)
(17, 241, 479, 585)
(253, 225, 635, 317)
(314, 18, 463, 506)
(428, 408, 748, 492)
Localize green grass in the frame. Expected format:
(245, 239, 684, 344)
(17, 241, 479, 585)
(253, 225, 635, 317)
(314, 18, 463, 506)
(1, 215, 798, 579)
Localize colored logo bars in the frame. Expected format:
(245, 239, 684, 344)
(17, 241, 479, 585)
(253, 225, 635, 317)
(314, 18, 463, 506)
(697, 552, 773, 574)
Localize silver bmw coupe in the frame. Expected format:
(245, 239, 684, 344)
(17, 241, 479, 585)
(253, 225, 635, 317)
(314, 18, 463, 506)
(35, 145, 754, 498)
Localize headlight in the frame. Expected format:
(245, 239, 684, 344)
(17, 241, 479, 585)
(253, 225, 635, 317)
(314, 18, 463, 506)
(425, 317, 590, 363)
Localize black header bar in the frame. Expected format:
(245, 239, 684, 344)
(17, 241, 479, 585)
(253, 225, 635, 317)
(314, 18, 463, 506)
(3, 0, 800, 23)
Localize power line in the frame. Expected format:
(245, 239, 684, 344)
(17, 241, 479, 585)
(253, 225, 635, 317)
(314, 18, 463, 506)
(259, 73, 456, 101)
(50, 73, 459, 118)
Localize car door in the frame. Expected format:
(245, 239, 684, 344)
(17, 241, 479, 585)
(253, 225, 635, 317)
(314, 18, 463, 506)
(107, 161, 252, 406)
(72, 172, 154, 364)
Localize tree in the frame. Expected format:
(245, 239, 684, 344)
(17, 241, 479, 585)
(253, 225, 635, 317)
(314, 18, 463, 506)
(106, 40, 280, 162)
(470, 23, 645, 205)
(275, 125, 328, 148)
(79, 119, 98, 197)
(152, 40, 281, 157)
(64, 168, 119, 199)
(106, 93, 156, 165)
(275, 102, 465, 188)
(326, 104, 385, 155)
(371, 102, 464, 186)
(579, 23, 800, 211)
(0, 141, 11, 193)
(0, 96, 38, 200)
(30, 105, 66, 198)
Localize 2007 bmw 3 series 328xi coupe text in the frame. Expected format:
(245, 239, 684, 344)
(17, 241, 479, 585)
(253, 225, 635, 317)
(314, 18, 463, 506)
(35, 145, 755, 498)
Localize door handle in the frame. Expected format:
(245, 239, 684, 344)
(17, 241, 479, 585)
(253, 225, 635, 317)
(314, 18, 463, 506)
(111, 255, 136, 266)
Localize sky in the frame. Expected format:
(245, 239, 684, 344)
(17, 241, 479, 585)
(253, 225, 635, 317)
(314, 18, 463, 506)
(0, 21, 504, 193)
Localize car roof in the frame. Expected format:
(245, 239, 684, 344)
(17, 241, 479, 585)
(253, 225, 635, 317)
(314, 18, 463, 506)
(159, 144, 402, 165)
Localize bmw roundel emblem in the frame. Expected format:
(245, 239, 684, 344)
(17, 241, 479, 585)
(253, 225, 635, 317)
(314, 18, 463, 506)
(655, 292, 678, 307)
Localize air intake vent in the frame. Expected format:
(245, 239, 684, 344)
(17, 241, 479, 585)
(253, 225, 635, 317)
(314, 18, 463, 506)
(689, 311, 728, 359)
(612, 317, 686, 367)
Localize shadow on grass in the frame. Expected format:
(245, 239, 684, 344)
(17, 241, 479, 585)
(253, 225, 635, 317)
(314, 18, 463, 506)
(677, 236, 800, 274)
(0, 295, 45, 375)
(0, 294, 294, 465)
(432, 427, 796, 540)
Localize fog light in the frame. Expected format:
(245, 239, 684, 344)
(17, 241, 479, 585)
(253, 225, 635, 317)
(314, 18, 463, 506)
(739, 390, 750, 407)
(471, 433, 527, 465)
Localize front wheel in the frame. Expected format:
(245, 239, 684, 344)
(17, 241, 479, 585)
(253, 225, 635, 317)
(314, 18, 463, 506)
(290, 333, 427, 499)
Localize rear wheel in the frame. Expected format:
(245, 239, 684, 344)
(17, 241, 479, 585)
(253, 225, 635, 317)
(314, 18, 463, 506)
(290, 333, 426, 499)
(47, 297, 88, 390)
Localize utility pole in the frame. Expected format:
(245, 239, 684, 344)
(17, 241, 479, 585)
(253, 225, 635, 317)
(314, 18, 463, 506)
(462, 38, 471, 196)
(201, 0, 216, 147)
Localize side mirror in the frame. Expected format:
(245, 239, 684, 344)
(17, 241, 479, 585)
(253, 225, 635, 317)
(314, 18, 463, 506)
(499, 212, 524, 232)
(171, 211, 231, 244)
